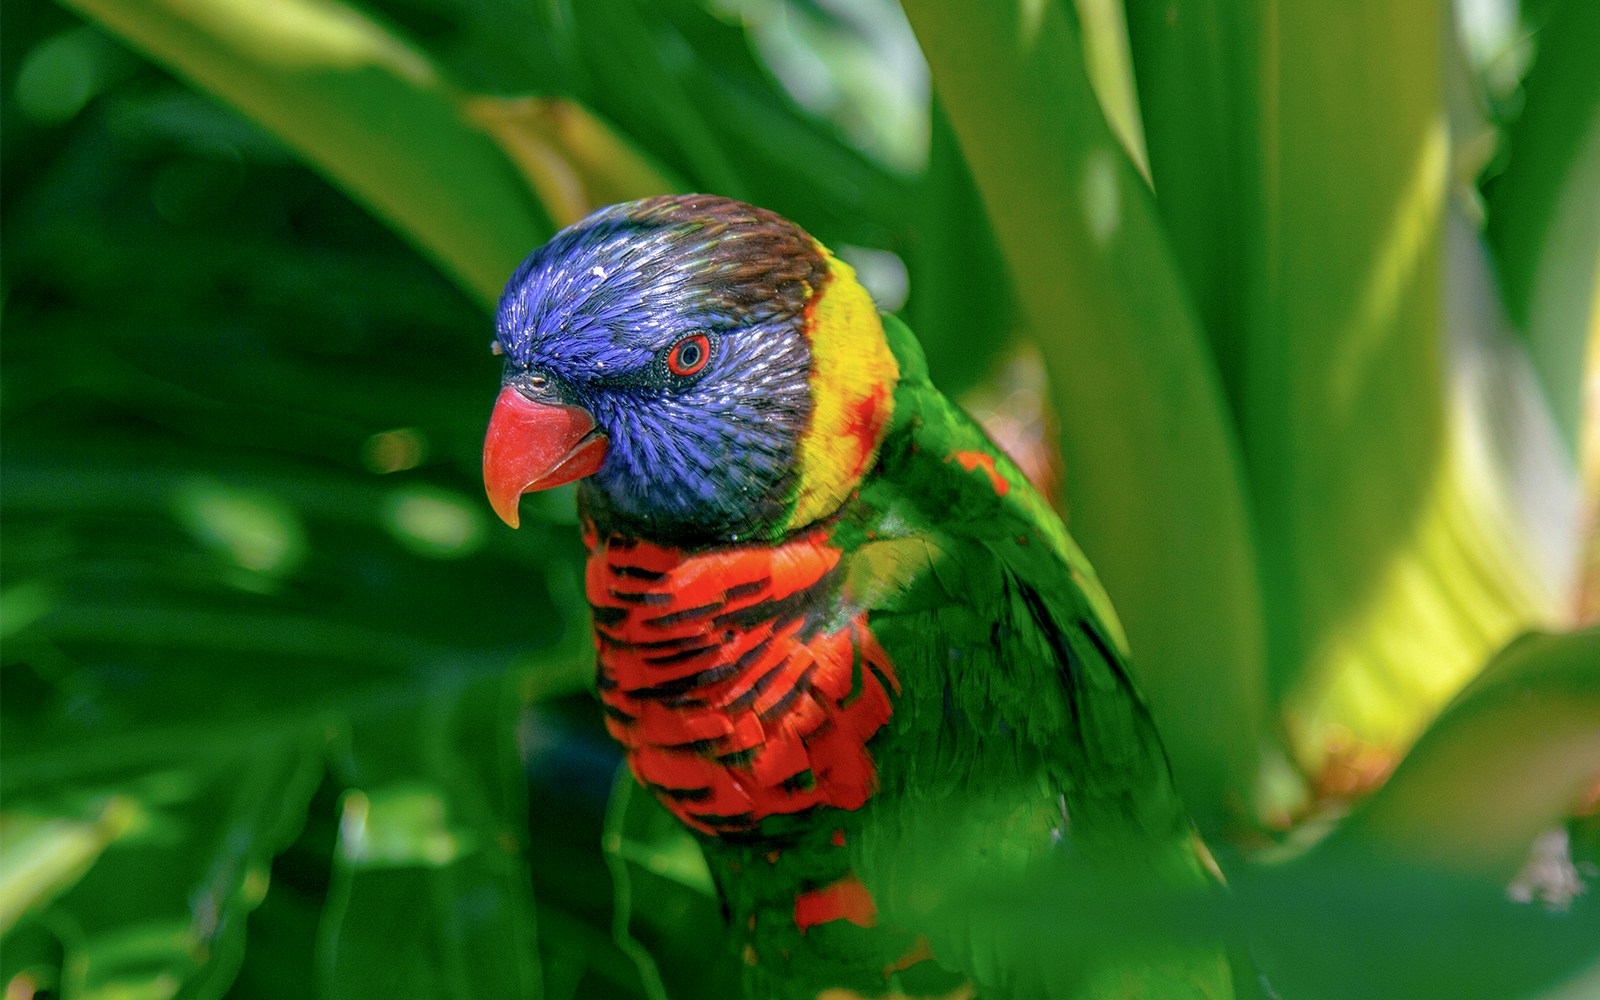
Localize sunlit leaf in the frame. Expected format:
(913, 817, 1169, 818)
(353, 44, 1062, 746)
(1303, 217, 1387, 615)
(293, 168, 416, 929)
(0, 797, 140, 934)
(173, 478, 308, 578)
(1327, 627, 1600, 874)
(463, 97, 682, 229)
(382, 485, 488, 560)
(1139, 0, 1578, 790)
(1203, 5, 1587, 787)
(1486, 0, 1600, 453)
(897, 0, 1273, 827)
(1071, 0, 1149, 180)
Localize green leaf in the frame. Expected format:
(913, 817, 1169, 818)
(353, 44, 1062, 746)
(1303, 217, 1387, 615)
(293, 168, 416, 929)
(462, 96, 683, 229)
(546, 0, 918, 250)
(902, 99, 1015, 398)
(1071, 0, 1149, 180)
(320, 675, 544, 1000)
(1124, 0, 1248, 404)
(1131, 0, 1578, 784)
(2, 12, 606, 992)
(54, 0, 556, 306)
(897, 0, 1273, 826)
(1190, 3, 1578, 784)
(0, 797, 140, 935)
(1239, 628, 1600, 1000)
(602, 773, 739, 1000)
(1238, 848, 1600, 1000)
(0, 729, 326, 1000)
(0, 452, 594, 794)
(1486, 0, 1600, 453)
(1330, 627, 1600, 875)
(570, 0, 748, 201)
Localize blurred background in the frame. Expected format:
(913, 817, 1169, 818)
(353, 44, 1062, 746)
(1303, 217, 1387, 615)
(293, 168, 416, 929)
(2, 0, 1597, 998)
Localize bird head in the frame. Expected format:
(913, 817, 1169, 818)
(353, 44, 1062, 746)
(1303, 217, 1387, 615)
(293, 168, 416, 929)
(483, 194, 898, 544)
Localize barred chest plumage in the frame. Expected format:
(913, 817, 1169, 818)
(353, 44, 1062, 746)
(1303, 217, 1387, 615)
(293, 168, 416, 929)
(582, 523, 900, 837)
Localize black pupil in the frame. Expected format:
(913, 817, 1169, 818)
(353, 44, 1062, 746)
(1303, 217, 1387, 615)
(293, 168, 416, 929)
(676, 340, 701, 369)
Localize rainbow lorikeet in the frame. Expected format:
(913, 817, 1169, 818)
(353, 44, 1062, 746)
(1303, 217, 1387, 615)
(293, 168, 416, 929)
(482, 195, 1230, 999)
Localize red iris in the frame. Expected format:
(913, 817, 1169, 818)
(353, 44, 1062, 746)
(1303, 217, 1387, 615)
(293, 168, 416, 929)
(666, 334, 710, 377)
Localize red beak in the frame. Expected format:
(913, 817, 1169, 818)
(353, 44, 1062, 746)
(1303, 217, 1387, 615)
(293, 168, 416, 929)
(483, 386, 608, 528)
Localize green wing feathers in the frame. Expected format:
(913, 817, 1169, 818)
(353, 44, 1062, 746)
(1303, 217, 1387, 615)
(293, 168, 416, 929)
(842, 317, 1229, 999)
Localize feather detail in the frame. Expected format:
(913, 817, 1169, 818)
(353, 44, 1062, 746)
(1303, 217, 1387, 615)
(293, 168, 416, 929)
(589, 526, 900, 834)
(491, 198, 1223, 999)
(786, 250, 898, 531)
(795, 874, 878, 931)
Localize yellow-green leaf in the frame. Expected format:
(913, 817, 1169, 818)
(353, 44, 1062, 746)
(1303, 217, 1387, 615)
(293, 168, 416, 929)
(1333, 627, 1600, 876)
(463, 97, 682, 229)
(1221, 5, 1578, 785)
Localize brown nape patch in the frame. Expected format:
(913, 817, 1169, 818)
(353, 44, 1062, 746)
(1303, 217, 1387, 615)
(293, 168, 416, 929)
(625, 194, 828, 321)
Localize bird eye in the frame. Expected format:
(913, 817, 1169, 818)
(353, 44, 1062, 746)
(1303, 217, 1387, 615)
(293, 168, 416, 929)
(666, 334, 711, 377)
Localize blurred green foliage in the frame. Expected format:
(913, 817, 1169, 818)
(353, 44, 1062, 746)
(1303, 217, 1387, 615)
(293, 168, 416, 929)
(3, 0, 1598, 998)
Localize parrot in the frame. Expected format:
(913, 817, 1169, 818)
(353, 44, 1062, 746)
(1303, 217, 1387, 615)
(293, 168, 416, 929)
(482, 194, 1231, 1000)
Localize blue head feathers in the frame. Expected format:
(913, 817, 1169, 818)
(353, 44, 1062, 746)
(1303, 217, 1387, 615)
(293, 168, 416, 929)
(494, 195, 827, 543)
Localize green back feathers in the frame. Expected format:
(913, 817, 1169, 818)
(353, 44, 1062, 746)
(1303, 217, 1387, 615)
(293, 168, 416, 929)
(833, 316, 1224, 999)
(877, 315, 1129, 654)
(850, 314, 1185, 843)
(675, 313, 1226, 999)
